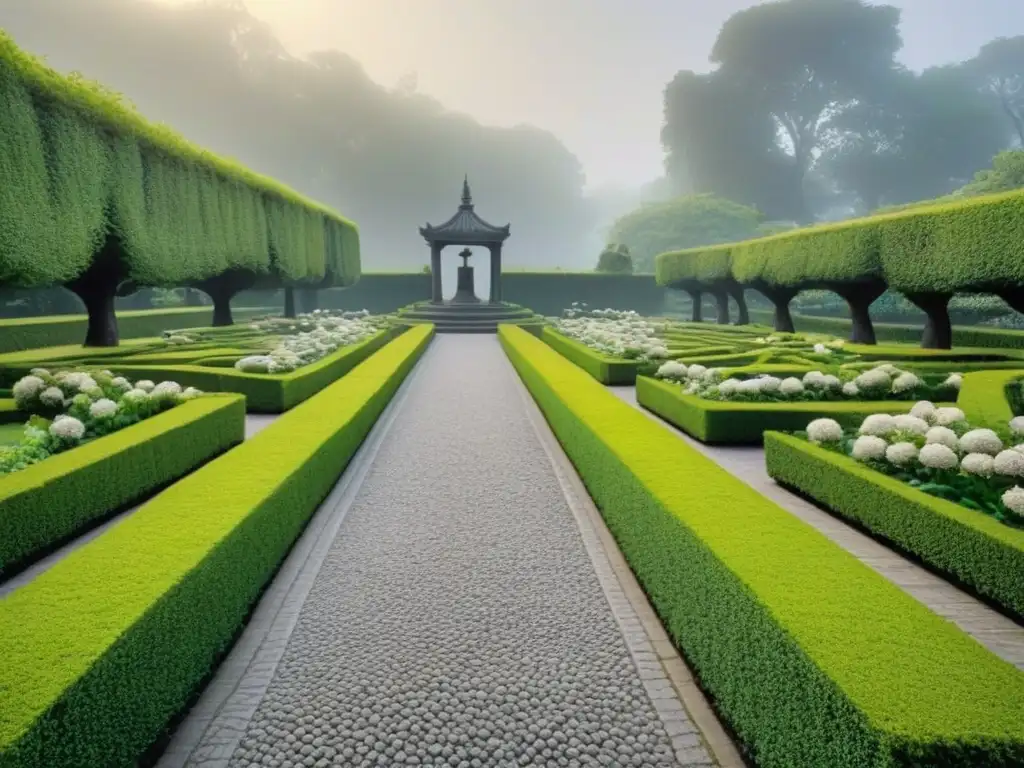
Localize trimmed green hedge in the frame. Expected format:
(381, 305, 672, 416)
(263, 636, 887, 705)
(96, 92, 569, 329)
(0, 324, 433, 768)
(94, 328, 399, 412)
(765, 432, 1024, 621)
(0, 307, 271, 354)
(541, 327, 639, 384)
(0, 394, 245, 581)
(957, 370, 1024, 430)
(499, 323, 1024, 767)
(747, 309, 1024, 349)
(0, 399, 22, 425)
(636, 376, 934, 445)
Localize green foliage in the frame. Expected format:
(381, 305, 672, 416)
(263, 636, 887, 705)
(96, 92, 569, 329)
(0, 326, 431, 768)
(957, 150, 1024, 197)
(609, 194, 763, 273)
(540, 328, 639, 384)
(0, 395, 244, 580)
(500, 324, 1024, 767)
(957, 370, 1024, 429)
(595, 243, 633, 274)
(765, 432, 1024, 620)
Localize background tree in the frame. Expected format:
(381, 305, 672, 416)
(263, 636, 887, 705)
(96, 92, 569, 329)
(595, 244, 633, 274)
(608, 194, 764, 273)
(969, 36, 1024, 146)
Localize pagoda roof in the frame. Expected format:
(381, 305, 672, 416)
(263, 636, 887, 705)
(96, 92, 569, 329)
(420, 177, 511, 245)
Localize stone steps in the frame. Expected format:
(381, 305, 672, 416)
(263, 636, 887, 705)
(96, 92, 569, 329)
(396, 301, 543, 334)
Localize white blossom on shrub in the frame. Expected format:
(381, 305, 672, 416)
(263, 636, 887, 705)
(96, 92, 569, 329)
(12, 375, 46, 408)
(859, 414, 897, 437)
(656, 361, 688, 381)
(135, 380, 155, 393)
(959, 429, 1003, 456)
(29, 368, 50, 378)
(919, 443, 960, 470)
(842, 382, 859, 397)
(961, 452, 996, 477)
(152, 381, 183, 398)
(49, 416, 85, 441)
(89, 398, 119, 418)
(780, 377, 804, 396)
(821, 374, 841, 391)
(852, 435, 888, 461)
(994, 450, 1024, 477)
(944, 373, 964, 390)
(891, 372, 922, 393)
(885, 442, 919, 466)
(122, 388, 150, 402)
(802, 371, 827, 389)
(111, 377, 132, 392)
(39, 387, 65, 408)
(812, 343, 830, 355)
(1003, 486, 1024, 515)
(1014, 444, 1024, 455)
(1009, 416, 1024, 437)
(910, 400, 937, 423)
(182, 387, 203, 399)
(925, 426, 959, 450)
(718, 379, 741, 397)
(686, 364, 708, 380)
(807, 418, 843, 444)
(854, 369, 891, 394)
(893, 414, 930, 436)
(934, 407, 967, 427)
(759, 376, 782, 393)
(703, 368, 724, 383)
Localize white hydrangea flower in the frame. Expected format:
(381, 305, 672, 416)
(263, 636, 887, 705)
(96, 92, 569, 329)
(718, 379, 741, 397)
(739, 378, 763, 394)
(994, 450, 1024, 477)
(876, 364, 902, 376)
(892, 414, 930, 436)
(1009, 416, 1024, 437)
(702, 368, 724, 383)
(919, 443, 959, 470)
(181, 387, 204, 399)
(152, 381, 183, 397)
(961, 452, 995, 477)
(851, 435, 888, 461)
(854, 369, 891, 393)
(934, 407, 967, 427)
(28, 368, 51, 378)
(49, 416, 85, 441)
(842, 382, 859, 397)
(656, 361, 688, 381)
(780, 377, 804, 396)
(821, 374, 841, 391)
(925, 426, 960, 450)
(686, 364, 708, 380)
(683, 382, 700, 395)
(859, 414, 897, 437)
(813, 343, 830, 355)
(807, 418, 843, 444)
(891, 372, 922, 393)
(122, 388, 150, 402)
(885, 442, 919, 466)
(1014, 444, 1024, 455)
(135, 380, 156, 393)
(89, 398, 118, 418)
(759, 376, 782, 393)
(39, 387, 65, 408)
(111, 377, 132, 391)
(959, 429, 1003, 456)
(1002, 486, 1024, 515)
(802, 371, 827, 389)
(12, 375, 46, 407)
(910, 401, 937, 423)
(944, 373, 964, 390)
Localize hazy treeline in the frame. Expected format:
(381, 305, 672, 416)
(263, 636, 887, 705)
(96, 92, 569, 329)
(0, 0, 593, 270)
(662, 0, 1024, 223)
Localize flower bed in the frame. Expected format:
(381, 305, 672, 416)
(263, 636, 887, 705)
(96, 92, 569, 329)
(0, 325, 433, 768)
(765, 430, 1024, 621)
(500, 324, 1024, 768)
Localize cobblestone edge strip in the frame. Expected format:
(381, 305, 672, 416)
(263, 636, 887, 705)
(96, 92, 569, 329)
(507, 357, 746, 768)
(155, 357, 428, 768)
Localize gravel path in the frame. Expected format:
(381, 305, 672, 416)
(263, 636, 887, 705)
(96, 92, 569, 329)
(160, 336, 717, 768)
(613, 385, 1024, 670)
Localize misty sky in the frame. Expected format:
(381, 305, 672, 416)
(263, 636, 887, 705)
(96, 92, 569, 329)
(159, 0, 1024, 192)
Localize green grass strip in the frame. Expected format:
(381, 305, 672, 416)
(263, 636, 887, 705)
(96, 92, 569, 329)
(0, 394, 245, 580)
(958, 370, 1024, 430)
(540, 327, 638, 384)
(765, 431, 1024, 621)
(0, 324, 433, 768)
(499, 324, 1024, 767)
(0, 400, 22, 425)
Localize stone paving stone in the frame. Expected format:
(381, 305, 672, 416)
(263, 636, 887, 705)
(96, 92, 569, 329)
(170, 338, 714, 768)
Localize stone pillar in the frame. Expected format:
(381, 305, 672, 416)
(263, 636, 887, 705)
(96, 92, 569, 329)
(430, 244, 443, 304)
(489, 245, 502, 304)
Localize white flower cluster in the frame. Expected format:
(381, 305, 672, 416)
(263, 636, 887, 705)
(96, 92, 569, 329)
(236, 310, 387, 374)
(555, 308, 669, 361)
(811, 403, 1024, 517)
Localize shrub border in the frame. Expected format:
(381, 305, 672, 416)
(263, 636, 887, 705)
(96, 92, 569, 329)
(764, 431, 1024, 621)
(541, 327, 639, 384)
(499, 323, 1024, 767)
(0, 394, 245, 581)
(0, 324, 433, 768)
(957, 370, 1024, 430)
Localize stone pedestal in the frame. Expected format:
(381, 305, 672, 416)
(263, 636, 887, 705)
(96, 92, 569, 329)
(452, 266, 480, 304)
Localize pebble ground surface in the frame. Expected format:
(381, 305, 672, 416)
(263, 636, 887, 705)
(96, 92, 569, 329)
(173, 336, 708, 768)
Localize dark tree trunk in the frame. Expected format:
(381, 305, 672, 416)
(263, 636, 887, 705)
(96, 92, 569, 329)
(194, 269, 256, 328)
(998, 288, 1024, 316)
(284, 287, 296, 318)
(212, 298, 233, 327)
(728, 284, 749, 325)
(833, 281, 885, 345)
(756, 286, 799, 333)
(688, 289, 703, 323)
(904, 292, 953, 349)
(64, 235, 126, 347)
(713, 289, 730, 325)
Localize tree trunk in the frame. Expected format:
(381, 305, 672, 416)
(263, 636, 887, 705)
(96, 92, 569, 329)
(728, 284, 749, 325)
(998, 288, 1024, 316)
(688, 289, 702, 323)
(756, 286, 799, 333)
(833, 282, 885, 345)
(64, 235, 126, 347)
(904, 292, 953, 349)
(194, 269, 256, 328)
(713, 289, 730, 325)
(284, 287, 296, 318)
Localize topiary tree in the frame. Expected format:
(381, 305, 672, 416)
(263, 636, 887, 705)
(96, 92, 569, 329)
(595, 243, 633, 274)
(0, 30, 359, 343)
